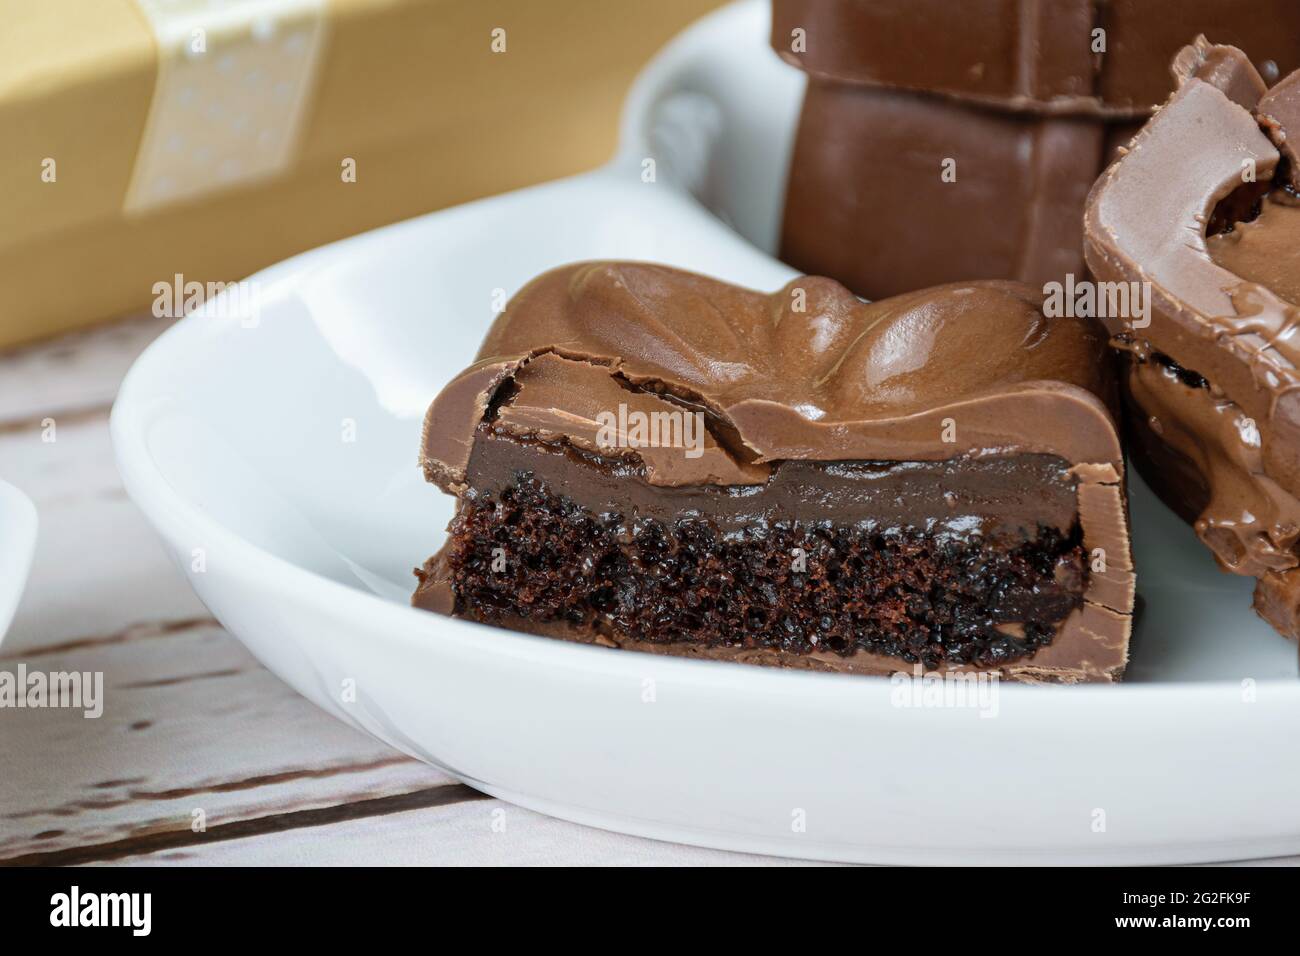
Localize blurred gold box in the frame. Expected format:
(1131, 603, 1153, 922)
(0, 0, 722, 348)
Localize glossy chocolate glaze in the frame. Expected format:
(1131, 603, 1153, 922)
(1085, 39, 1300, 638)
(1118, 342, 1300, 577)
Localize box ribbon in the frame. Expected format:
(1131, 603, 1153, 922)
(125, 0, 328, 214)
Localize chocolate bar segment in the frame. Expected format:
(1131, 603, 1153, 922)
(415, 263, 1133, 682)
(771, 0, 1300, 114)
(1098, 0, 1300, 112)
(781, 83, 1104, 299)
(1085, 40, 1300, 639)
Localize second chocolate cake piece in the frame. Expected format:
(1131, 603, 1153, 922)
(414, 263, 1134, 682)
(1085, 39, 1300, 639)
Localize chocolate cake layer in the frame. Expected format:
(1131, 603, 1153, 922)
(1084, 39, 1300, 638)
(415, 263, 1133, 682)
(417, 432, 1088, 670)
(771, 0, 1300, 115)
(781, 82, 1104, 298)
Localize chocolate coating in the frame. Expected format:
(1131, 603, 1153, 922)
(1084, 39, 1300, 638)
(1257, 70, 1300, 191)
(421, 263, 1121, 492)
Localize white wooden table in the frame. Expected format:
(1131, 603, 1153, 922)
(0, 316, 1293, 866)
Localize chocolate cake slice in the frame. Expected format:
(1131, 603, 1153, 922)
(414, 263, 1133, 682)
(1084, 38, 1300, 639)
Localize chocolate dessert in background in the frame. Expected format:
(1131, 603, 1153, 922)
(414, 262, 1134, 683)
(772, 0, 1300, 300)
(1084, 39, 1300, 640)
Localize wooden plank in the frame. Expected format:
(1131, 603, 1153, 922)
(89, 799, 823, 866)
(0, 621, 454, 862)
(0, 314, 170, 430)
(0, 317, 204, 655)
(0, 317, 456, 864)
(0, 416, 212, 655)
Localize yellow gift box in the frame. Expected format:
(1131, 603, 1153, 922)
(0, 0, 721, 347)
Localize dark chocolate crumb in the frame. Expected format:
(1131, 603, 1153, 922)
(443, 472, 1086, 668)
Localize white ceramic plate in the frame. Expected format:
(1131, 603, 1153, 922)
(0, 479, 38, 647)
(112, 0, 1300, 864)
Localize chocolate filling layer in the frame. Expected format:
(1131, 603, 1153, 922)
(416, 428, 1089, 669)
(1208, 191, 1300, 307)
